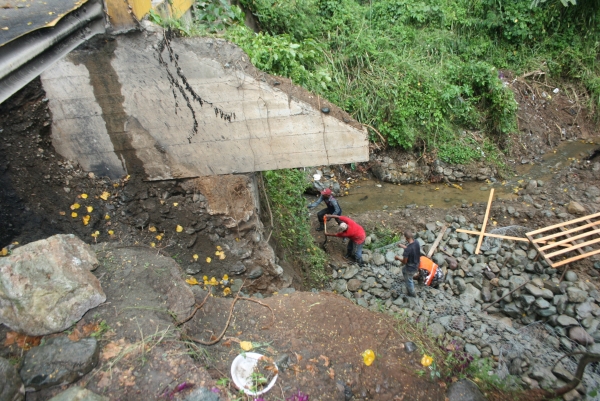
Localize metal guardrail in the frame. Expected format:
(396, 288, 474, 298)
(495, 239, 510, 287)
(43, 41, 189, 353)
(0, 0, 105, 104)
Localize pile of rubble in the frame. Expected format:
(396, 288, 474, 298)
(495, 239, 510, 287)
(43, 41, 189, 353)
(329, 215, 600, 399)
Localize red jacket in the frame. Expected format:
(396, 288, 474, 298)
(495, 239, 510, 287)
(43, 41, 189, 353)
(335, 216, 366, 244)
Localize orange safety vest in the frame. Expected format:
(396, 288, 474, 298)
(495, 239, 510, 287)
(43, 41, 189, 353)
(419, 256, 439, 286)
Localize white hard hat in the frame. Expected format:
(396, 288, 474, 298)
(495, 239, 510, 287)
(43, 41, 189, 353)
(339, 222, 348, 231)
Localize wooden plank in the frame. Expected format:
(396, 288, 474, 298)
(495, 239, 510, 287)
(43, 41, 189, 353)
(529, 220, 600, 243)
(526, 212, 600, 236)
(475, 188, 495, 255)
(457, 228, 573, 248)
(456, 228, 529, 242)
(538, 227, 600, 251)
(553, 248, 600, 268)
(427, 225, 448, 258)
(545, 237, 600, 259)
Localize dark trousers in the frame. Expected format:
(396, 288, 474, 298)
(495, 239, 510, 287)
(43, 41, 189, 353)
(347, 241, 363, 262)
(317, 207, 342, 224)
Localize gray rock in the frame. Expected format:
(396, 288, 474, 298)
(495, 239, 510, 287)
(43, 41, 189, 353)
(333, 279, 348, 293)
(567, 287, 588, 303)
(551, 363, 575, 383)
(525, 283, 544, 298)
(183, 387, 221, 401)
(372, 253, 385, 266)
(0, 234, 105, 336)
(428, 323, 445, 338)
(503, 303, 521, 318)
(0, 357, 24, 401)
(48, 387, 108, 401)
(231, 279, 244, 294)
(347, 279, 362, 292)
(463, 243, 475, 255)
(385, 251, 396, 264)
(481, 287, 491, 302)
(20, 337, 99, 391)
(342, 266, 359, 279)
(566, 201, 586, 215)
(404, 342, 417, 353)
(569, 326, 595, 345)
(521, 295, 535, 306)
(534, 298, 551, 309)
(229, 262, 246, 275)
(540, 289, 555, 300)
(557, 315, 579, 327)
(465, 343, 481, 358)
(576, 301, 593, 319)
(248, 267, 263, 279)
(564, 271, 578, 282)
(537, 306, 557, 317)
(446, 379, 487, 401)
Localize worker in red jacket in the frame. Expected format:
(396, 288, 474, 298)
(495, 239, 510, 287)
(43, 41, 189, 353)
(324, 215, 366, 265)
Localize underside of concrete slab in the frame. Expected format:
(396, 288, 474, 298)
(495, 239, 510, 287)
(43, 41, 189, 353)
(40, 31, 368, 180)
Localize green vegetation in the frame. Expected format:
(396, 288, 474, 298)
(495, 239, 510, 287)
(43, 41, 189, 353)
(260, 170, 328, 286)
(364, 226, 402, 251)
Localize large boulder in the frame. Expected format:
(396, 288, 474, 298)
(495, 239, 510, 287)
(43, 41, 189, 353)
(0, 357, 24, 401)
(0, 234, 106, 336)
(48, 387, 108, 401)
(20, 336, 99, 391)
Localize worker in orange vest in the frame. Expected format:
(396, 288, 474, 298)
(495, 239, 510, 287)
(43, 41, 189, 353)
(416, 256, 444, 288)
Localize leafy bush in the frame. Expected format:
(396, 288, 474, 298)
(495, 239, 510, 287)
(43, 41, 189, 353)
(261, 170, 328, 286)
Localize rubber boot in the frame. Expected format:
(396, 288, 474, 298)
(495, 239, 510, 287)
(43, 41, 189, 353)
(316, 223, 324, 232)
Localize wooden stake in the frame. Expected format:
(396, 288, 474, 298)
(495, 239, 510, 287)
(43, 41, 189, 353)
(427, 225, 448, 258)
(475, 189, 494, 255)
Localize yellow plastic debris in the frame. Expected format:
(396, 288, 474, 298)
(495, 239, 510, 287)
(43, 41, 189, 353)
(186, 277, 199, 285)
(176, 225, 183, 233)
(362, 349, 375, 366)
(421, 355, 433, 367)
(240, 341, 253, 351)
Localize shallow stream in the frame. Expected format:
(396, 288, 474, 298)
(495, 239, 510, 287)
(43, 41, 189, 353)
(341, 138, 599, 214)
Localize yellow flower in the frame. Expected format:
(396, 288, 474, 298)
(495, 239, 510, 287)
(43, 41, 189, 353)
(173, 202, 178, 207)
(216, 245, 222, 251)
(156, 234, 163, 241)
(104, 214, 110, 220)
(219, 253, 226, 260)
(176, 225, 183, 233)
(82, 215, 91, 226)
(91, 231, 100, 238)
(71, 212, 78, 218)
(100, 191, 110, 200)
(223, 274, 229, 281)
(150, 242, 156, 248)
(421, 355, 433, 367)
(362, 349, 375, 366)
(215, 251, 221, 256)
(206, 257, 211, 263)
(223, 288, 231, 296)
(108, 230, 114, 235)
(0, 248, 7, 256)
(186, 277, 199, 285)
(87, 206, 93, 213)
(209, 277, 218, 286)
(193, 254, 199, 260)
(70, 203, 80, 210)
(149, 226, 157, 232)
(203, 276, 208, 281)
(80, 193, 88, 199)
(240, 341, 253, 351)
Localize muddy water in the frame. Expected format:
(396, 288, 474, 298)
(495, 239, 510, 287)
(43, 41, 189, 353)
(341, 138, 599, 214)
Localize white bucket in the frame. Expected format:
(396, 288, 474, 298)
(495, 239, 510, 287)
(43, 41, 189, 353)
(230, 352, 278, 396)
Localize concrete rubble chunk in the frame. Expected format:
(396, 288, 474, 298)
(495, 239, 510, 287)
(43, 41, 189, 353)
(0, 234, 106, 336)
(20, 337, 99, 391)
